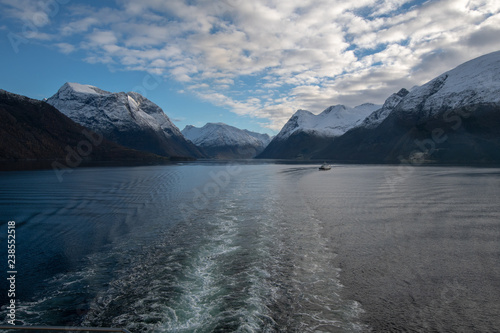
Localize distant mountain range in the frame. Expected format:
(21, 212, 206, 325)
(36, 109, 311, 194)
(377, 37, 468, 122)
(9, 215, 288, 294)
(182, 123, 271, 159)
(259, 51, 500, 164)
(0, 89, 170, 171)
(46, 82, 205, 159)
(258, 103, 380, 159)
(0, 82, 275, 170)
(2, 51, 500, 168)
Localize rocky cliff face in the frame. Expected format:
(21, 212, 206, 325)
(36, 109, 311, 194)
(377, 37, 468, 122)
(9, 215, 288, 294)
(313, 51, 500, 164)
(0, 89, 170, 171)
(47, 83, 205, 159)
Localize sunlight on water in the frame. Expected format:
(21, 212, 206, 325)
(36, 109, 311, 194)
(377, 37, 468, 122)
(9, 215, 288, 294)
(1, 163, 500, 332)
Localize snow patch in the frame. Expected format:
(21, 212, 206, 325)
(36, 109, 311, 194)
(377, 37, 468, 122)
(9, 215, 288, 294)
(360, 88, 409, 129)
(127, 95, 139, 111)
(182, 123, 270, 148)
(398, 50, 500, 115)
(65, 82, 105, 95)
(275, 103, 381, 140)
(47, 83, 183, 138)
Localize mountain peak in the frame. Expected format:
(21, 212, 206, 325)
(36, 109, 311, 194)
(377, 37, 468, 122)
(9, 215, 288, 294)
(181, 123, 270, 159)
(0, 88, 171, 166)
(312, 50, 500, 163)
(47, 83, 204, 158)
(182, 122, 270, 146)
(322, 105, 347, 115)
(61, 82, 110, 96)
(396, 50, 500, 116)
(293, 109, 314, 117)
(274, 102, 380, 142)
(359, 89, 408, 129)
(396, 88, 410, 97)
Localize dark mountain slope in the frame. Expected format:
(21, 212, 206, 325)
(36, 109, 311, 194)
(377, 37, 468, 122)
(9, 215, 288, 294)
(0, 89, 172, 170)
(47, 83, 205, 159)
(313, 51, 500, 164)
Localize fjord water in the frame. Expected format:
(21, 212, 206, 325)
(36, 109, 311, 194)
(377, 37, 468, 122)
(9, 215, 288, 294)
(1, 163, 499, 332)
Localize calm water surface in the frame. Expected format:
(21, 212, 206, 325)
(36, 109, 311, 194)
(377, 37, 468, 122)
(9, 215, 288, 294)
(0, 162, 499, 332)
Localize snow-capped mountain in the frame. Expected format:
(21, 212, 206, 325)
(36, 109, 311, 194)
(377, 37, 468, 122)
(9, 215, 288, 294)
(47, 83, 204, 158)
(313, 50, 500, 163)
(276, 103, 381, 140)
(258, 103, 380, 159)
(0, 89, 169, 166)
(242, 129, 272, 146)
(359, 88, 409, 129)
(395, 51, 500, 118)
(182, 123, 271, 159)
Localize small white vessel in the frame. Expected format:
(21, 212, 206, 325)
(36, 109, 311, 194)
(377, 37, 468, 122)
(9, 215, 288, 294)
(319, 162, 331, 170)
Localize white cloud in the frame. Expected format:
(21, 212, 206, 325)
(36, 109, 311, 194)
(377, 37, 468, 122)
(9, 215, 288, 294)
(55, 42, 76, 54)
(87, 29, 118, 46)
(2, 0, 500, 132)
(0, 0, 51, 26)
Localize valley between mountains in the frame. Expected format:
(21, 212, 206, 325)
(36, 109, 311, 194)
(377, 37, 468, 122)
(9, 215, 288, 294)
(2, 50, 500, 167)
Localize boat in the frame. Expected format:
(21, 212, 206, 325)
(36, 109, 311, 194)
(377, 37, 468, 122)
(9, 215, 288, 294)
(319, 162, 331, 170)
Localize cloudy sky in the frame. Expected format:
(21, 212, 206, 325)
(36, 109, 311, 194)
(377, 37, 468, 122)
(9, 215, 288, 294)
(1, 0, 499, 134)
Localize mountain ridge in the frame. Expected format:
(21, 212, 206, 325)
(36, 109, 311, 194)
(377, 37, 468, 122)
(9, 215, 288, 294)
(313, 50, 500, 163)
(0, 89, 172, 171)
(257, 103, 380, 159)
(47, 83, 205, 159)
(182, 123, 271, 159)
